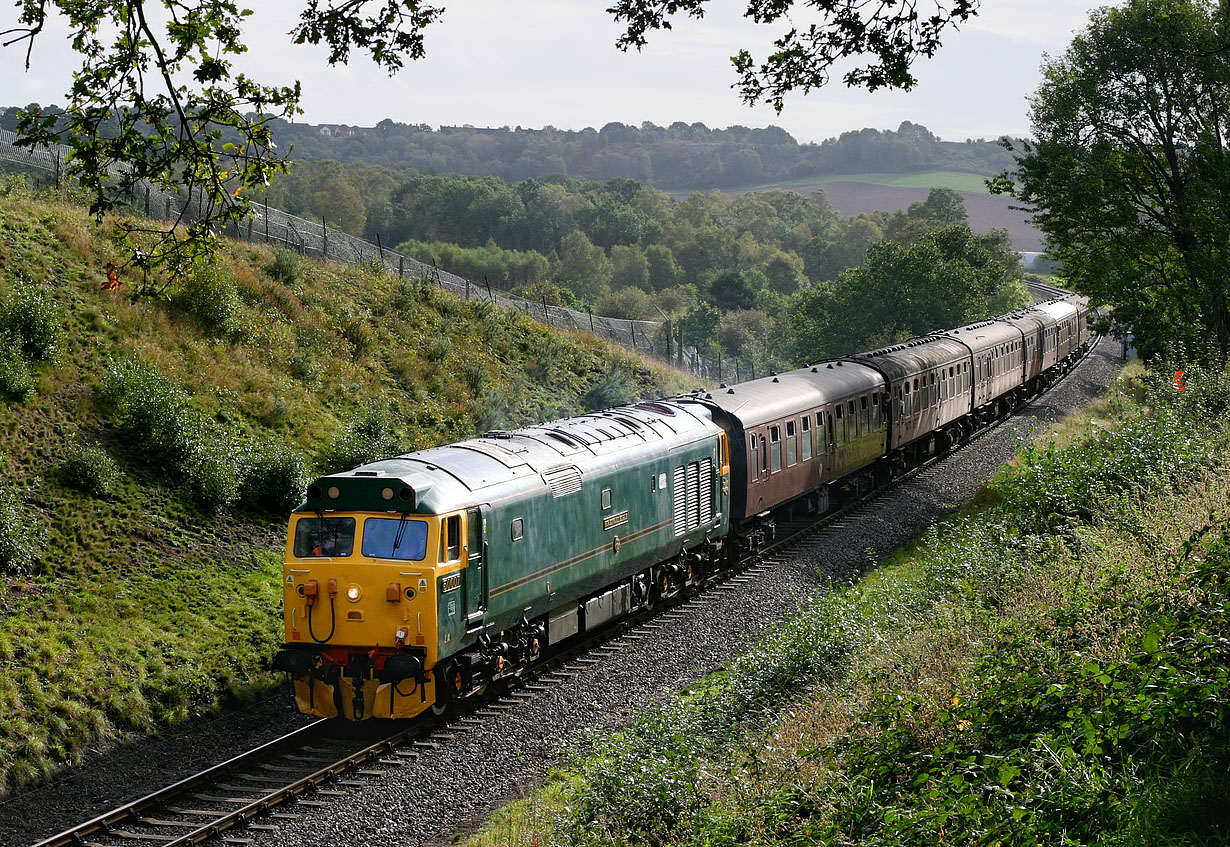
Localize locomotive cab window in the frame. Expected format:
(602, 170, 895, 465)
(511, 517, 524, 542)
(441, 515, 461, 562)
(362, 517, 429, 561)
(294, 516, 356, 558)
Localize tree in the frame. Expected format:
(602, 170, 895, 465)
(4, 1, 984, 275)
(610, 0, 980, 109)
(993, 0, 1230, 361)
(554, 231, 612, 303)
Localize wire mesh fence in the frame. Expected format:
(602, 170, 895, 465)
(0, 128, 746, 382)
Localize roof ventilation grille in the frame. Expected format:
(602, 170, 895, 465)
(484, 430, 513, 439)
(542, 465, 583, 498)
(727, 387, 735, 394)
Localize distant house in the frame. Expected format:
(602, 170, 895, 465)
(316, 124, 372, 139)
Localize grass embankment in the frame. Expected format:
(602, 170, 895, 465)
(0, 177, 692, 796)
(466, 362, 1230, 846)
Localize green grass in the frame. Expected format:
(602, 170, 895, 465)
(733, 170, 995, 194)
(0, 175, 694, 797)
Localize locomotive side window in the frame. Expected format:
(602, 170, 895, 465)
(786, 421, 797, 467)
(511, 517, 524, 542)
(801, 416, 813, 461)
(770, 426, 782, 472)
(441, 515, 461, 562)
(362, 517, 429, 561)
(294, 516, 356, 558)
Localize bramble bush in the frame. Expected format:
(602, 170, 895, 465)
(172, 264, 243, 339)
(0, 344, 34, 400)
(56, 441, 123, 498)
(0, 485, 41, 574)
(0, 284, 61, 362)
(98, 358, 241, 510)
(320, 401, 403, 474)
(238, 439, 309, 514)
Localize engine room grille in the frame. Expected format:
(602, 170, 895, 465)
(542, 465, 583, 498)
(673, 457, 714, 536)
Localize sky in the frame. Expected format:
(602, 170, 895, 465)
(1, 1, 1105, 144)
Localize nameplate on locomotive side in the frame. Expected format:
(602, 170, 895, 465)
(603, 510, 629, 531)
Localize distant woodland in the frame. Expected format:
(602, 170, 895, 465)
(0, 107, 1029, 370)
(264, 119, 1015, 189)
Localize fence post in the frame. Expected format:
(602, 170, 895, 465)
(485, 276, 494, 301)
(665, 320, 672, 362)
(376, 233, 385, 260)
(589, 308, 596, 335)
(398, 256, 405, 278)
(144, 186, 150, 217)
(53, 150, 61, 189)
(542, 295, 551, 325)
(466, 278, 471, 300)
(631, 322, 636, 348)
(322, 217, 328, 262)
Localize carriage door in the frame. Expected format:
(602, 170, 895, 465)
(464, 507, 487, 629)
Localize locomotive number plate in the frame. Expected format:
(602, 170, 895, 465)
(441, 573, 461, 593)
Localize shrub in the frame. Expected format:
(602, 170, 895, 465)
(321, 402, 403, 474)
(0, 486, 40, 574)
(238, 440, 309, 514)
(583, 366, 636, 411)
(98, 358, 241, 510)
(0, 285, 61, 361)
(0, 345, 34, 400)
(172, 264, 242, 339)
(267, 248, 300, 284)
(56, 441, 122, 498)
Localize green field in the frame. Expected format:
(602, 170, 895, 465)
(735, 170, 995, 195)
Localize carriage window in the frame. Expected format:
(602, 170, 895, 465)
(749, 442, 759, 481)
(801, 416, 813, 461)
(761, 435, 769, 472)
(900, 384, 909, 418)
(770, 426, 782, 472)
(860, 396, 870, 435)
(511, 517, 524, 542)
(872, 393, 881, 430)
(835, 406, 846, 445)
(913, 379, 921, 415)
(786, 421, 797, 467)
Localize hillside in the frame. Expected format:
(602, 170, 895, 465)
(0, 177, 693, 796)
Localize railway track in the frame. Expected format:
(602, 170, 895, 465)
(34, 321, 1101, 847)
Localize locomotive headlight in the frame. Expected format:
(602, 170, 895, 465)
(346, 584, 362, 602)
